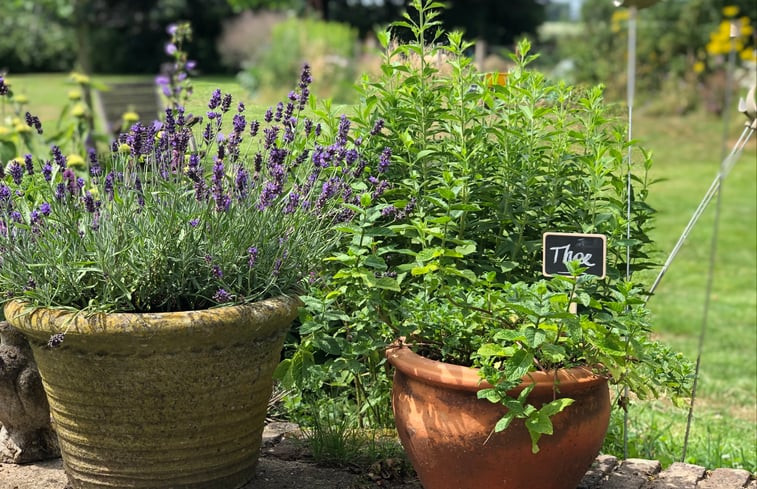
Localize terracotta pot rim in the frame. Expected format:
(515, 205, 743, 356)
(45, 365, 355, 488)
(385, 341, 606, 395)
(3, 294, 302, 337)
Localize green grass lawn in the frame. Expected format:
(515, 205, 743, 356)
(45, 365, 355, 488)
(3, 72, 756, 471)
(620, 110, 756, 471)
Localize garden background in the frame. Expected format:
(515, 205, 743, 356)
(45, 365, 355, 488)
(1, 0, 755, 472)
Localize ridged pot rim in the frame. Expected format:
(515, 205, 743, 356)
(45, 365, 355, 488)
(3, 294, 302, 337)
(385, 341, 607, 396)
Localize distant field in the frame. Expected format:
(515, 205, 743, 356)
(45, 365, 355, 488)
(3, 72, 756, 470)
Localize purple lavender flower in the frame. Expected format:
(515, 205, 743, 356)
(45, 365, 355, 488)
(39, 202, 51, 216)
(235, 167, 249, 200)
(299, 63, 312, 90)
(404, 198, 417, 215)
(208, 89, 222, 110)
(29, 210, 42, 226)
(167, 23, 178, 35)
(40, 162, 52, 181)
(248, 246, 258, 268)
(25, 112, 43, 134)
(232, 114, 246, 134)
(221, 93, 232, 113)
(83, 192, 96, 213)
(104, 172, 115, 201)
(165, 43, 177, 55)
(273, 251, 288, 277)
(0, 76, 8, 96)
(264, 107, 273, 123)
(51, 145, 66, 169)
(212, 159, 230, 212)
(88, 148, 102, 177)
(288, 91, 297, 102)
(54, 183, 65, 201)
(372, 179, 390, 199)
(336, 115, 350, 146)
(274, 102, 283, 122)
(213, 289, 232, 303)
(187, 153, 201, 181)
(254, 153, 263, 173)
(202, 123, 213, 144)
(212, 265, 223, 278)
(371, 119, 385, 136)
(378, 147, 392, 173)
(249, 120, 260, 137)
(189, 218, 199, 227)
(263, 126, 279, 150)
(237, 101, 245, 112)
(303, 118, 313, 136)
(10, 211, 22, 223)
(186, 60, 197, 71)
(23, 154, 34, 175)
(8, 160, 23, 185)
(381, 205, 397, 217)
(284, 102, 295, 121)
(284, 191, 301, 214)
(0, 184, 9, 203)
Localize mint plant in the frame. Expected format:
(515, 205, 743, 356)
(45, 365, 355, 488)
(277, 0, 692, 451)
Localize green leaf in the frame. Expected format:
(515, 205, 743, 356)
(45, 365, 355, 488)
(477, 343, 508, 358)
(362, 255, 387, 269)
(416, 247, 444, 262)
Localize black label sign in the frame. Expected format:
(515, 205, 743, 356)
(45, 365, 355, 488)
(542, 232, 606, 278)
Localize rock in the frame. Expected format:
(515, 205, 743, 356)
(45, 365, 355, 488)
(698, 468, 752, 489)
(603, 458, 662, 489)
(644, 462, 705, 488)
(0, 321, 60, 464)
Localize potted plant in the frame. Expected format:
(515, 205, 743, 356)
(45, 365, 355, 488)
(275, 2, 693, 488)
(0, 26, 389, 489)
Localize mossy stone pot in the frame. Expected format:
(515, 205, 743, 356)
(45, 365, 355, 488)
(385, 343, 610, 489)
(3, 295, 301, 489)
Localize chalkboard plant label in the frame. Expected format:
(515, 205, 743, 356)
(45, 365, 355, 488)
(542, 232, 607, 278)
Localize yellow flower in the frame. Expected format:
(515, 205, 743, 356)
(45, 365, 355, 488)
(611, 9, 629, 22)
(88, 187, 99, 197)
(14, 94, 28, 104)
(122, 111, 139, 123)
(722, 5, 739, 18)
(14, 123, 31, 133)
(693, 61, 706, 73)
(67, 90, 82, 101)
(741, 23, 754, 37)
(118, 143, 131, 154)
(67, 154, 85, 169)
(0, 126, 10, 136)
(70, 72, 91, 85)
(741, 48, 756, 62)
(71, 103, 87, 118)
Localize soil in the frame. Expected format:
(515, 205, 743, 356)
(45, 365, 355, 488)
(0, 423, 422, 489)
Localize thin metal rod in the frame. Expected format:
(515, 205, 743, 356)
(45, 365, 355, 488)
(622, 5, 638, 461)
(646, 125, 754, 300)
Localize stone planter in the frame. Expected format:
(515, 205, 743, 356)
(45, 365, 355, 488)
(3, 295, 301, 489)
(386, 343, 611, 489)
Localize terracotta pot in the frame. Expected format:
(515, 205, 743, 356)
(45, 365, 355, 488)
(385, 343, 610, 489)
(4, 295, 301, 489)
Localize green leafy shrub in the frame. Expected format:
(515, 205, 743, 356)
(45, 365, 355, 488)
(276, 0, 692, 450)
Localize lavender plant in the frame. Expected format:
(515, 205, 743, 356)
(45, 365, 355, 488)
(0, 62, 389, 315)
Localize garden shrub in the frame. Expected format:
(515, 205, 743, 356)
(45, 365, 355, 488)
(276, 2, 659, 430)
